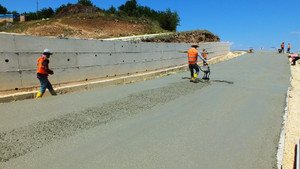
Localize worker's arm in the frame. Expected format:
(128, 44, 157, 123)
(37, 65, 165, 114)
(197, 52, 207, 63)
(42, 60, 54, 74)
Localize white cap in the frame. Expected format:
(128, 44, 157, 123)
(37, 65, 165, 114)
(43, 49, 52, 55)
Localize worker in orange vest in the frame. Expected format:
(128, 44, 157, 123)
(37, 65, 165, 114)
(187, 43, 207, 82)
(201, 49, 208, 64)
(287, 43, 291, 53)
(281, 42, 285, 53)
(36, 49, 57, 98)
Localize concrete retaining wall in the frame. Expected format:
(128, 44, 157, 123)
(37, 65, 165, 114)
(0, 33, 230, 91)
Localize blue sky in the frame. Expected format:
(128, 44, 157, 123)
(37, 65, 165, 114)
(1, 0, 300, 52)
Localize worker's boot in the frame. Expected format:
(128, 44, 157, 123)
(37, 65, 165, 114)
(194, 74, 198, 80)
(49, 90, 57, 96)
(36, 92, 44, 98)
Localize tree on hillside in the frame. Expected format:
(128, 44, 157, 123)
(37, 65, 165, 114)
(117, 0, 180, 31)
(137, 6, 156, 18)
(38, 7, 55, 18)
(107, 6, 117, 14)
(118, 0, 138, 17)
(55, 3, 72, 14)
(7, 11, 18, 14)
(0, 4, 8, 14)
(27, 12, 38, 20)
(78, 0, 93, 6)
(26, 7, 54, 20)
(157, 9, 180, 31)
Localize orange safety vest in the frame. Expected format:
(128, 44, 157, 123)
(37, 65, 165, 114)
(202, 52, 207, 59)
(37, 55, 48, 74)
(188, 48, 198, 64)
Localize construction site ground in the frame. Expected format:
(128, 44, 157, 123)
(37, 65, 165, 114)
(0, 8, 298, 167)
(0, 51, 292, 169)
(1, 51, 299, 168)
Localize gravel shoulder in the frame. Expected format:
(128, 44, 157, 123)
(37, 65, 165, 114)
(283, 56, 300, 169)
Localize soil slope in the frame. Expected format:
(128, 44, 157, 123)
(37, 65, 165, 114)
(1, 4, 220, 42)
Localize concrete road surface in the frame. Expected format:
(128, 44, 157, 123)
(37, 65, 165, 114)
(0, 51, 290, 169)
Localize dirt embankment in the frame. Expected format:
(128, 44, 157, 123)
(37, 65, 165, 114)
(20, 16, 155, 39)
(1, 4, 219, 42)
(2, 14, 159, 39)
(141, 30, 220, 43)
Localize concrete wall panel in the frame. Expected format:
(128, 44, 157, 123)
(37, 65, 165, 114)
(117, 63, 135, 75)
(145, 61, 161, 71)
(77, 53, 102, 67)
(115, 41, 141, 53)
(17, 53, 40, 70)
(0, 53, 19, 72)
(13, 35, 51, 52)
(0, 71, 22, 90)
(20, 70, 39, 87)
(51, 67, 80, 84)
(113, 53, 137, 65)
(75, 39, 115, 53)
(139, 43, 161, 53)
(0, 33, 230, 91)
(77, 66, 103, 80)
(52, 53, 78, 68)
(0, 34, 16, 52)
(84, 53, 113, 66)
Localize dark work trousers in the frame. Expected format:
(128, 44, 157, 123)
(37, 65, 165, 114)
(292, 57, 300, 65)
(37, 76, 54, 93)
(189, 63, 199, 78)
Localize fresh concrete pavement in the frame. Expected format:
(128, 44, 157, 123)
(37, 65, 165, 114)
(0, 51, 290, 168)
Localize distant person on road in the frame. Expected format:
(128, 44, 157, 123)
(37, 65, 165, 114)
(249, 47, 253, 53)
(287, 43, 291, 53)
(201, 49, 208, 65)
(281, 42, 285, 53)
(288, 53, 300, 65)
(187, 43, 207, 82)
(36, 49, 57, 98)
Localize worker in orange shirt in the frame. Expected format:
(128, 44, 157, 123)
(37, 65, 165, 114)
(287, 43, 291, 53)
(281, 42, 285, 53)
(187, 43, 207, 82)
(201, 49, 208, 65)
(36, 49, 57, 98)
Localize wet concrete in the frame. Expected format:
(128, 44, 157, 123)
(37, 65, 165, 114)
(0, 51, 290, 168)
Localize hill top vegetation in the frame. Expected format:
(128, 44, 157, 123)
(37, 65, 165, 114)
(0, 0, 180, 31)
(0, 0, 220, 43)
